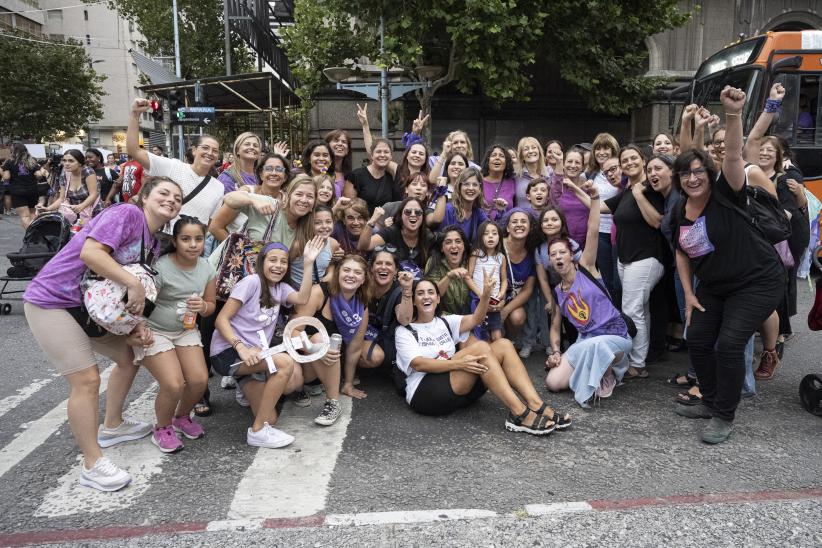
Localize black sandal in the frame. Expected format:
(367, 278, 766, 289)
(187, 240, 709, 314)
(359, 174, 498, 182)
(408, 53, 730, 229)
(675, 391, 702, 406)
(505, 407, 555, 436)
(193, 397, 212, 417)
(535, 402, 572, 430)
(667, 373, 697, 388)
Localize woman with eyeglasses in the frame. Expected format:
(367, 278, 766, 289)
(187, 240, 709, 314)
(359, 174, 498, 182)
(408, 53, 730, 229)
(428, 167, 488, 243)
(424, 226, 473, 316)
(359, 197, 433, 279)
(599, 144, 665, 380)
(218, 133, 261, 194)
(514, 136, 550, 208)
(669, 87, 784, 444)
(394, 274, 568, 434)
(127, 99, 224, 230)
(480, 144, 516, 221)
(23, 176, 183, 491)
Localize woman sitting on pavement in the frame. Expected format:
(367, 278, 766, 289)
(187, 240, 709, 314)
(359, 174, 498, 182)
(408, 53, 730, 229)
(545, 181, 632, 407)
(670, 86, 784, 444)
(23, 176, 183, 492)
(395, 273, 571, 433)
(500, 208, 536, 339)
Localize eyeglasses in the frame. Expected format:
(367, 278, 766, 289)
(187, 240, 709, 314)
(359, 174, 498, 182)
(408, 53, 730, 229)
(374, 244, 398, 253)
(403, 208, 423, 217)
(198, 145, 220, 154)
(263, 165, 287, 173)
(603, 166, 619, 175)
(712, 139, 725, 147)
(678, 167, 707, 180)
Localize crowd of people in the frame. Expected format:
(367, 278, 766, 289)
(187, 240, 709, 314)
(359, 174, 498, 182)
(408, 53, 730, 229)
(15, 84, 814, 492)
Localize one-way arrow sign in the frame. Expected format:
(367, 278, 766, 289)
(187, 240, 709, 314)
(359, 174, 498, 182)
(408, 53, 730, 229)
(172, 106, 216, 126)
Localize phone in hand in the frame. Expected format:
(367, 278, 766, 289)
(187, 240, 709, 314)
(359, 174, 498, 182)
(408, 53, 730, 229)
(488, 296, 500, 306)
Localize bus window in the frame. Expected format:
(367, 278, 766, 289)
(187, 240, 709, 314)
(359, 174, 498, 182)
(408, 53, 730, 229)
(693, 68, 761, 130)
(770, 73, 820, 146)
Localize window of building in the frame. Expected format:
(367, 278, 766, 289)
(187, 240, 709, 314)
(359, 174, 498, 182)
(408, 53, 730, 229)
(84, 10, 88, 21)
(85, 34, 91, 45)
(47, 9, 62, 24)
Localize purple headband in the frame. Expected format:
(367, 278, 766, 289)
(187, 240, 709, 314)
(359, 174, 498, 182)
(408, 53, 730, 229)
(501, 207, 531, 227)
(262, 242, 289, 256)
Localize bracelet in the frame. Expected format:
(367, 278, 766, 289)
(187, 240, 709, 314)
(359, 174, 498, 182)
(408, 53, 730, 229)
(231, 338, 243, 349)
(366, 221, 375, 228)
(764, 98, 782, 113)
(402, 292, 412, 299)
(724, 112, 742, 117)
(590, 195, 600, 200)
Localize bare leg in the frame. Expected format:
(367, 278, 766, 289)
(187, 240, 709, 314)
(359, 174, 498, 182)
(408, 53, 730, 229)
(504, 307, 526, 338)
(65, 366, 103, 469)
(173, 346, 209, 416)
(545, 356, 573, 392)
(102, 355, 139, 429)
(358, 341, 384, 369)
(489, 338, 545, 410)
(141, 350, 185, 427)
(303, 356, 341, 400)
(243, 355, 295, 432)
(16, 206, 33, 229)
(760, 311, 779, 351)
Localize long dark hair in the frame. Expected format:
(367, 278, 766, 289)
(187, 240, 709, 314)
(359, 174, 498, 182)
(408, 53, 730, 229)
(428, 225, 470, 270)
(324, 129, 353, 176)
(396, 142, 431, 187)
(410, 278, 443, 320)
(164, 214, 206, 255)
(11, 143, 37, 171)
(392, 196, 430, 267)
(481, 144, 514, 180)
(300, 140, 334, 178)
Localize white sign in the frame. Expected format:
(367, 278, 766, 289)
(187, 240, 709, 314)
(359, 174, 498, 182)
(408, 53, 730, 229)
(23, 144, 46, 158)
(801, 31, 822, 50)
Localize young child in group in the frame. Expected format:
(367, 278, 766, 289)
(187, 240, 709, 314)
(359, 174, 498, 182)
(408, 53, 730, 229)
(466, 220, 508, 341)
(289, 205, 341, 286)
(210, 237, 324, 449)
(315, 175, 336, 208)
(137, 215, 217, 453)
(522, 177, 550, 220)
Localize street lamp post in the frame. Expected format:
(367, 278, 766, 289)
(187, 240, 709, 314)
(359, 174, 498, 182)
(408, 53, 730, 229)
(323, 16, 438, 138)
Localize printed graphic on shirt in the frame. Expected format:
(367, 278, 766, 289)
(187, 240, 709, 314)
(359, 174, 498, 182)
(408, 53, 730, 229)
(256, 304, 280, 327)
(564, 291, 591, 325)
(679, 216, 715, 259)
(417, 330, 455, 358)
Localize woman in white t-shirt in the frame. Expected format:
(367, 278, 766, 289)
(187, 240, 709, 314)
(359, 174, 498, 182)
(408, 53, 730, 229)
(395, 274, 570, 435)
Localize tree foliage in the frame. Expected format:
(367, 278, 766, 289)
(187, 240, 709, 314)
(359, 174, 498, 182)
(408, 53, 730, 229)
(283, 0, 691, 116)
(102, 0, 255, 79)
(0, 32, 105, 141)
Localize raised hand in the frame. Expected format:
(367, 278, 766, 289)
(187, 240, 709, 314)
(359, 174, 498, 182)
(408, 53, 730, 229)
(411, 111, 430, 134)
(356, 103, 368, 126)
(272, 141, 290, 158)
(720, 86, 746, 114)
(441, 139, 452, 156)
(694, 107, 712, 128)
(131, 98, 150, 115)
(681, 104, 698, 122)
(581, 179, 597, 198)
(770, 82, 786, 101)
(707, 114, 721, 129)
(303, 235, 325, 263)
(493, 197, 508, 211)
(369, 206, 384, 225)
(397, 270, 414, 291)
(436, 176, 448, 188)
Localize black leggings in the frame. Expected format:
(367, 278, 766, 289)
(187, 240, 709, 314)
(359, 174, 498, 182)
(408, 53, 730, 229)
(409, 372, 487, 416)
(687, 279, 782, 421)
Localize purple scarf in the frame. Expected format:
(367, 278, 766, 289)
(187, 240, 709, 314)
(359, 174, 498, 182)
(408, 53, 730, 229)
(330, 293, 366, 344)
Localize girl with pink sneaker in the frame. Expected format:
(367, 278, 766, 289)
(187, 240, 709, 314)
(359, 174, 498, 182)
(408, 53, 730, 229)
(136, 216, 217, 453)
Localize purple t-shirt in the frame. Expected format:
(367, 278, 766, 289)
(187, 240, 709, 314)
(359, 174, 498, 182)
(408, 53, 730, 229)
(482, 177, 516, 221)
(23, 204, 157, 308)
(441, 203, 488, 243)
(210, 274, 294, 355)
(550, 174, 590, 249)
(217, 170, 257, 194)
(555, 268, 627, 338)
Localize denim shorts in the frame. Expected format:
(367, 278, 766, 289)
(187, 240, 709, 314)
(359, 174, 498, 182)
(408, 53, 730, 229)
(210, 347, 241, 377)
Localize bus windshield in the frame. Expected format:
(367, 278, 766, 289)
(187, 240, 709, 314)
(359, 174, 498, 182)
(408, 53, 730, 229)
(692, 68, 762, 128)
(771, 72, 822, 147)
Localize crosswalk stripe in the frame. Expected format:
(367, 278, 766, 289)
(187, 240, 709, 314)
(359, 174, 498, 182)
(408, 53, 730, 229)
(35, 382, 160, 517)
(228, 397, 353, 519)
(0, 375, 57, 420)
(0, 365, 113, 480)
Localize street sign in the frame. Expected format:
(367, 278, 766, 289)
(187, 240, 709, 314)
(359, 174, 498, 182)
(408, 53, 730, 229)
(171, 106, 216, 126)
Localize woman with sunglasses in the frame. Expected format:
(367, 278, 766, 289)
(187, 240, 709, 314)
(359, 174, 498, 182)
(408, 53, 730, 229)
(359, 197, 433, 278)
(395, 274, 568, 434)
(23, 176, 183, 491)
(670, 87, 784, 444)
(428, 167, 488, 243)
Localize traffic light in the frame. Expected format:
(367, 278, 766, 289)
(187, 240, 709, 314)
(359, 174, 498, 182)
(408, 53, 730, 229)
(149, 99, 163, 122)
(168, 89, 183, 121)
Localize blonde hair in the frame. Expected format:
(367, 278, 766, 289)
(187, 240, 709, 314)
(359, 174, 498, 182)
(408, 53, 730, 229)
(226, 132, 261, 187)
(516, 136, 547, 178)
(446, 130, 474, 161)
(282, 174, 317, 261)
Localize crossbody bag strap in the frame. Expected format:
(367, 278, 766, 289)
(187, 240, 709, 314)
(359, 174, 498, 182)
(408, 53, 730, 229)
(181, 174, 212, 206)
(261, 199, 281, 242)
(577, 264, 617, 308)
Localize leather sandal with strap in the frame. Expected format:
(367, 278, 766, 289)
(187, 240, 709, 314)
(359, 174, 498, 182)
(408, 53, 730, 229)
(535, 402, 572, 430)
(504, 407, 555, 436)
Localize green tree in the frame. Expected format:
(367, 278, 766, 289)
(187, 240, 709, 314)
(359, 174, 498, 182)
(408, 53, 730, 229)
(0, 32, 105, 141)
(283, 0, 691, 118)
(102, 0, 255, 79)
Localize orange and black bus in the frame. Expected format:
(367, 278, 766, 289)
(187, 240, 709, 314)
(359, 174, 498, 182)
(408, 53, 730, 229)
(686, 30, 822, 199)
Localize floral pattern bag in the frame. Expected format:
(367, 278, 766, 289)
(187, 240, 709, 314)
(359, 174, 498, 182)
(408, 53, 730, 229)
(215, 205, 280, 300)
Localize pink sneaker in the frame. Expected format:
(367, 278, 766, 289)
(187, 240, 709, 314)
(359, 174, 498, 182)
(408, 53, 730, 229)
(151, 425, 183, 453)
(172, 415, 205, 440)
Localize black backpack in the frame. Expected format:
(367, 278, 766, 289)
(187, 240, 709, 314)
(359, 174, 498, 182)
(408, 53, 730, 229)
(713, 180, 792, 245)
(392, 316, 451, 396)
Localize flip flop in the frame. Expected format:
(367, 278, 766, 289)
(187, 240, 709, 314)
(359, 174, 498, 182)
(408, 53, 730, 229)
(625, 368, 649, 380)
(675, 391, 702, 406)
(667, 372, 697, 388)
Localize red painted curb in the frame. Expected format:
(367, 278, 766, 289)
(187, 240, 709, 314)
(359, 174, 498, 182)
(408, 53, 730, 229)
(587, 487, 822, 511)
(0, 521, 208, 547)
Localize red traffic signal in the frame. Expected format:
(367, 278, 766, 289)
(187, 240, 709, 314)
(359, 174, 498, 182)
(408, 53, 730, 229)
(149, 100, 163, 122)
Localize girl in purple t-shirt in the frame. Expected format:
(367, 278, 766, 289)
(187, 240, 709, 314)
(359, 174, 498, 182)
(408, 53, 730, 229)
(210, 237, 323, 449)
(23, 176, 183, 493)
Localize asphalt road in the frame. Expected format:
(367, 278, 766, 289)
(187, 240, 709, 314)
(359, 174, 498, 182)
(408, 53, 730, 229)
(0, 213, 820, 547)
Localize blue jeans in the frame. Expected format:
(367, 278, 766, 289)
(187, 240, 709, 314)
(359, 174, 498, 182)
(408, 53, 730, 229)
(596, 232, 617, 297)
(520, 290, 550, 349)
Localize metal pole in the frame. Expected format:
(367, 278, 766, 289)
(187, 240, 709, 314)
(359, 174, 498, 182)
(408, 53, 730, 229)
(379, 15, 388, 139)
(223, 0, 231, 76)
(172, 0, 184, 159)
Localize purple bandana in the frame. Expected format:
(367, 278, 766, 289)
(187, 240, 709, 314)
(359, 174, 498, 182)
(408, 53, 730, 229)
(330, 293, 366, 344)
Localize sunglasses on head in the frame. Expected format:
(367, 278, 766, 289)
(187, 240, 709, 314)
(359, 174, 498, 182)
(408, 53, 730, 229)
(262, 165, 287, 173)
(374, 244, 398, 253)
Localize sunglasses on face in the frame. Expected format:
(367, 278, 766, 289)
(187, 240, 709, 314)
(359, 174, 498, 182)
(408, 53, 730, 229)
(262, 165, 287, 173)
(403, 208, 423, 217)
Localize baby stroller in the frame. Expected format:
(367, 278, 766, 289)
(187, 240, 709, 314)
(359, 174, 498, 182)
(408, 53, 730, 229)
(0, 213, 72, 314)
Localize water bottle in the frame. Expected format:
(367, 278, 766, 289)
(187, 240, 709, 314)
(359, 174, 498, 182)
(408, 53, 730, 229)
(329, 333, 343, 351)
(182, 293, 199, 329)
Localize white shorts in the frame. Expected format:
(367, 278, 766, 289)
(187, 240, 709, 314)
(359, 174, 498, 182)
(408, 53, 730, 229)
(134, 328, 203, 364)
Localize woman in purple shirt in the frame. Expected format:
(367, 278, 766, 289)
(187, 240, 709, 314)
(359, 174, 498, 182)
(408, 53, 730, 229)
(23, 176, 183, 492)
(480, 144, 516, 221)
(549, 147, 592, 250)
(218, 132, 261, 193)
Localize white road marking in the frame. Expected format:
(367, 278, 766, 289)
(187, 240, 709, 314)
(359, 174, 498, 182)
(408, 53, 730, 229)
(0, 365, 113, 480)
(35, 382, 160, 517)
(227, 397, 353, 519)
(0, 375, 57, 420)
(524, 501, 593, 516)
(326, 508, 499, 526)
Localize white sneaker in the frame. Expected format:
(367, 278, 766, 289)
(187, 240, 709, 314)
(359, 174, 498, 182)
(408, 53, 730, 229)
(518, 345, 532, 359)
(246, 422, 294, 449)
(221, 375, 237, 389)
(235, 385, 250, 407)
(79, 456, 132, 492)
(97, 419, 152, 448)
